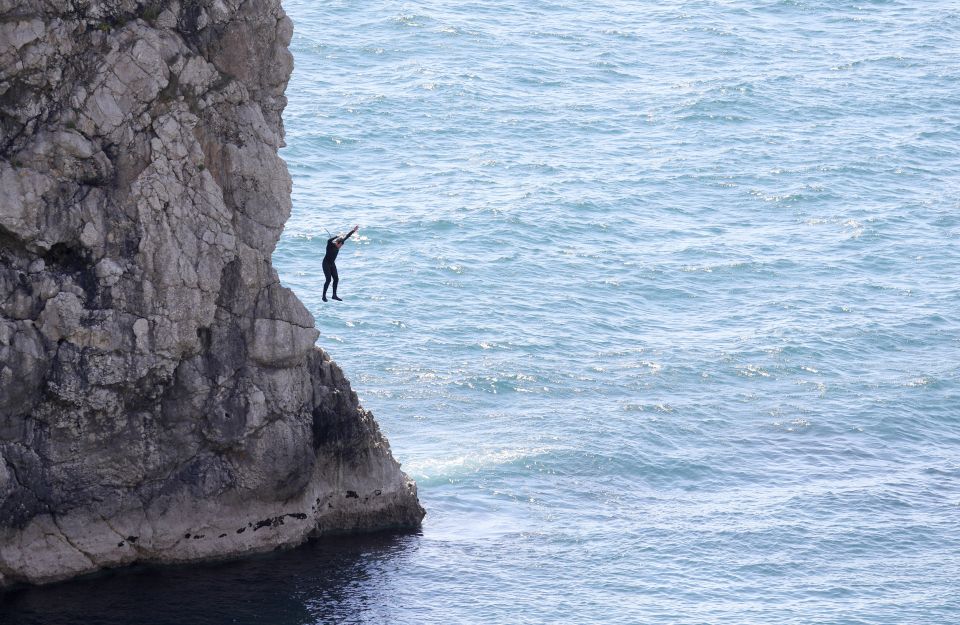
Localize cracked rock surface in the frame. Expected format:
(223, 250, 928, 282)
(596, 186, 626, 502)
(0, 0, 424, 587)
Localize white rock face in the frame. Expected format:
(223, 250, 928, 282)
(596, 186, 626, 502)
(0, 0, 423, 586)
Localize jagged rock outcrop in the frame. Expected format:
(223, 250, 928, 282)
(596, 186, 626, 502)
(0, 0, 423, 586)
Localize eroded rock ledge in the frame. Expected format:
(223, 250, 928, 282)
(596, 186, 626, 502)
(0, 0, 423, 586)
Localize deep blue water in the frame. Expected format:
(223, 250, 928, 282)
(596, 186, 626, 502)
(4, 1, 960, 623)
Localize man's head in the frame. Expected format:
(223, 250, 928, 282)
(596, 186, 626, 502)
(335, 239, 344, 248)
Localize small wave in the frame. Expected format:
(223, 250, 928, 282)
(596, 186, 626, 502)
(325, 135, 358, 146)
(620, 400, 674, 414)
(747, 189, 807, 203)
(392, 14, 428, 27)
(770, 418, 812, 432)
(738, 364, 772, 378)
(453, 373, 543, 394)
(405, 447, 555, 481)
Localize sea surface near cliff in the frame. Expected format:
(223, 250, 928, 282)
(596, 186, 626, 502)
(5, 0, 960, 623)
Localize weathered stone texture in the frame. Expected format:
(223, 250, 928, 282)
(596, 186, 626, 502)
(0, 0, 423, 587)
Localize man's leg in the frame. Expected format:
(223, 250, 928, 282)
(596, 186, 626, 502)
(331, 264, 342, 301)
(322, 263, 332, 301)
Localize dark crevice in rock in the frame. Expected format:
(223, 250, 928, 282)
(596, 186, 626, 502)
(0, 226, 29, 263)
(42, 242, 97, 307)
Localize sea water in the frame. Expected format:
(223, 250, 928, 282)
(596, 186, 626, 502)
(5, 1, 959, 623)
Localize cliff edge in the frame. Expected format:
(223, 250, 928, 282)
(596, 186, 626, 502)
(0, 0, 424, 586)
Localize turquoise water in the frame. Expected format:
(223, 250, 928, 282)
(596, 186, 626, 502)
(273, 1, 960, 623)
(4, 1, 959, 624)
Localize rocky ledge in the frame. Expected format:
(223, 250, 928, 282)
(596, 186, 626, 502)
(0, 0, 423, 586)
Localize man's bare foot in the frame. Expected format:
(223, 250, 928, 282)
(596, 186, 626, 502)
(332, 295, 343, 301)
(322, 295, 328, 302)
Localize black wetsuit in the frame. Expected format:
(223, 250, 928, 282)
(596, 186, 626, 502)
(322, 230, 354, 300)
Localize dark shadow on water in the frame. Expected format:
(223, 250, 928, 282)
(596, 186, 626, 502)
(0, 530, 422, 625)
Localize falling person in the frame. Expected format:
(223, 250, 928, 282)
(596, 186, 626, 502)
(323, 224, 359, 302)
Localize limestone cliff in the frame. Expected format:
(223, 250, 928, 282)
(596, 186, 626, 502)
(0, 0, 423, 586)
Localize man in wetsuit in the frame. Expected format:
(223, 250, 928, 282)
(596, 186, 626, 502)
(323, 224, 359, 302)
